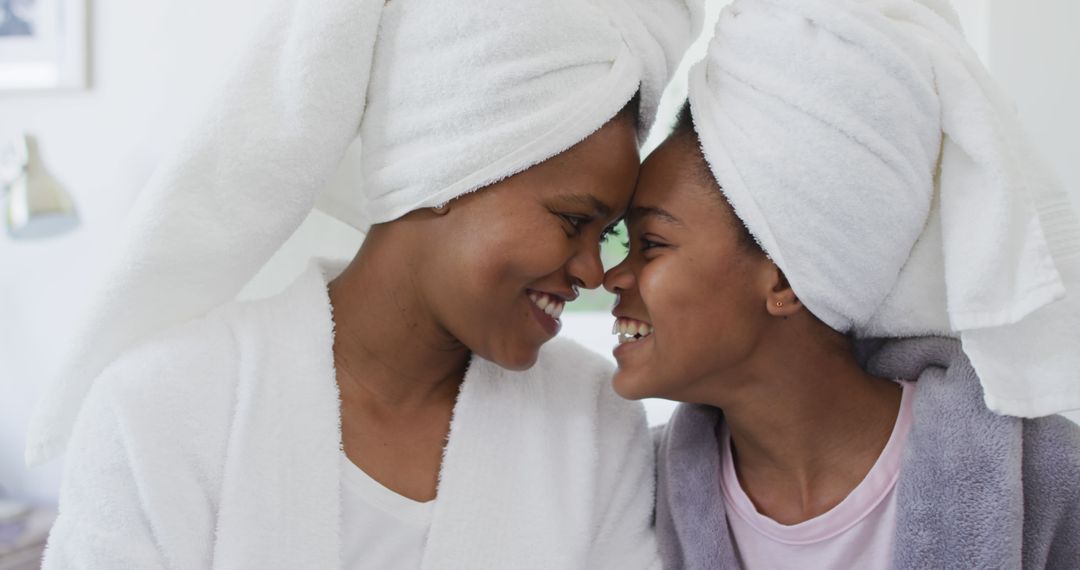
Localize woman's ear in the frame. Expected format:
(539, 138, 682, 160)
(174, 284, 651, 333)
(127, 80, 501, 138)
(764, 265, 803, 317)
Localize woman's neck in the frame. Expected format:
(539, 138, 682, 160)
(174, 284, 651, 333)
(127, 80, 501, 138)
(710, 329, 902, 524)
(328, 234, 470, 411)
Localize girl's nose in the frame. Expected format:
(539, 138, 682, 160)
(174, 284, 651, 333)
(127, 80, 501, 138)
(603, 257, 635, 294)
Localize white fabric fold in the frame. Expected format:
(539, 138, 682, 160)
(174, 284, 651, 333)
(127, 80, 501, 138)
(688, 0, 1080, 417)
(27, 0, 701, 466)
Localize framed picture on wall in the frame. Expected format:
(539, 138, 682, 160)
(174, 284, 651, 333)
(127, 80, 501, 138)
(0, 0, 86, 92)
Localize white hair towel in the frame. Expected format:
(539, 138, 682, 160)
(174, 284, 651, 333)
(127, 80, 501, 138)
(26, 0, 701, 466)
(689, 0, 1080, 417)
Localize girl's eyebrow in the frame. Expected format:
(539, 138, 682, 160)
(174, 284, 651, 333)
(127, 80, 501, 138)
(627, 205, 683, 226)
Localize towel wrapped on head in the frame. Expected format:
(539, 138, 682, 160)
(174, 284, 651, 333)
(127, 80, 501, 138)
(25, 0, 702, 466)
(688, 0, 1080, 417)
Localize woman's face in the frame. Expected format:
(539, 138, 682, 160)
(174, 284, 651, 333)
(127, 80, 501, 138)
(421, 117, 640, 370)
(603, 134, 778, 402)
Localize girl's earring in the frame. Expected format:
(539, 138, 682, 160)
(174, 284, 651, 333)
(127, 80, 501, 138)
(776, 301, 784, 308)
(432, 203, 450, 215)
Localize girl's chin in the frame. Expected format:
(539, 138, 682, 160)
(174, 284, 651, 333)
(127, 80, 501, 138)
(611, 369, 655, 401)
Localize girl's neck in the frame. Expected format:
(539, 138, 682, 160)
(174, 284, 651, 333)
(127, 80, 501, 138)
(710, 333, 903, 524)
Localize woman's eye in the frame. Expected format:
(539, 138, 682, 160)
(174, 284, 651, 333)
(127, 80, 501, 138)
(559, 213, 590, 234)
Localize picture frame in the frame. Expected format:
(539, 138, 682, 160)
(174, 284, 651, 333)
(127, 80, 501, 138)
(0, 0, 87, 92)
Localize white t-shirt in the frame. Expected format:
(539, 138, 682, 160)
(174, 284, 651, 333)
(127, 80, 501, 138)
(721, 380, 916, 570)
(340, 454, 435, 569)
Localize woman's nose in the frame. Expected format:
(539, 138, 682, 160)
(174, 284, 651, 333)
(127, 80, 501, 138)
(568, 243, 605, 290)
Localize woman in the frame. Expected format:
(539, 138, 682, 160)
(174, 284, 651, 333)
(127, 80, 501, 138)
(605, 0, 1080, 568)
(31, 0, 698, 567)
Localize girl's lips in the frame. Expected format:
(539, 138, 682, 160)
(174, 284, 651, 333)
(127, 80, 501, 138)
(612, 316, 653, 342)
(613, 331, 653, 360)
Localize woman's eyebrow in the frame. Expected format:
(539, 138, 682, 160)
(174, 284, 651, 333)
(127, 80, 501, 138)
(627, 205, 683, 226)
(557, 193, 613, 217)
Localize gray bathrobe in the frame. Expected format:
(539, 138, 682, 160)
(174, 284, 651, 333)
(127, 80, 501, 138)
(655, 337, 1080, 569)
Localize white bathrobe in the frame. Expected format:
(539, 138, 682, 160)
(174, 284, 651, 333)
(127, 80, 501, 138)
(42, 261, 659, 570)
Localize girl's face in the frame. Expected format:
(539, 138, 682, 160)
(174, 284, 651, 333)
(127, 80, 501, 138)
(603, 134, 779, 402)
(420, 117, 639, 370)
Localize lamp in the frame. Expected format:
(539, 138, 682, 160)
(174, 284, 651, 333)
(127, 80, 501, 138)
(1, 134, 79, 239)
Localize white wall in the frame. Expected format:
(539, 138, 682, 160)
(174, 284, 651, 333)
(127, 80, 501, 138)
(1, 1, 1078, 504)
(986, 0, 1080, 215)
(0, 0, 264, 503)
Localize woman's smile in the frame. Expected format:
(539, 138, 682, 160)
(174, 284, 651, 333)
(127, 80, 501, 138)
(527, 289, 567, 336)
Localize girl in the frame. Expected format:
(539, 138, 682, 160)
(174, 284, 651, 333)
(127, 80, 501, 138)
(31, 0, 699, 567)
(605, 0, 1080, 568)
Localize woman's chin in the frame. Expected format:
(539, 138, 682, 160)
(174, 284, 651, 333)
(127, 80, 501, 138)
(489, 344, 541, 372)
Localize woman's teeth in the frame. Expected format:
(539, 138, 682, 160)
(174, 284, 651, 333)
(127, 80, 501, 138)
(612, 317, 653, 344)
(529, 291, 565, 319)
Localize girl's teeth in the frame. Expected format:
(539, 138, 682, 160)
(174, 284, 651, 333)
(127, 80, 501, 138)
(536, 296, 550, 310)
(612, 317, 654, 344)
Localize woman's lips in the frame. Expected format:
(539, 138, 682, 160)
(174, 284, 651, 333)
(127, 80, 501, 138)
(528, 290, 565, 336)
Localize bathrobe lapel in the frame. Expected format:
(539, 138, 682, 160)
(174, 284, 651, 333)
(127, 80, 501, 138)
(211, 266, 344, 569)
(423, 355, 609, 569)
(866, 338, 1025, 570)
(655, 403, 739, 570)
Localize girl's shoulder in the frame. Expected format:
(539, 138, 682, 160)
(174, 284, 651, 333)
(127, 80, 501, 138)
(1019, 415, 1080, 565)
(1021, 414, 1080, 497)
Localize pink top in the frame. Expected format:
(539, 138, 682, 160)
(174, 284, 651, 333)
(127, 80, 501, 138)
(720, 381, 915, 569)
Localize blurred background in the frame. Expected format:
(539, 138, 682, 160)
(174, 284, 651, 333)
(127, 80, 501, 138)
(1, 0, 1078, 517)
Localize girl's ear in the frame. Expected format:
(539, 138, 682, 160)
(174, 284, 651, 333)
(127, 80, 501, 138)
(764, 265, 803, 317)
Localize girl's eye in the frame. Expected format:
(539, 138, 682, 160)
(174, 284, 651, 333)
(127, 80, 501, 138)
(621, 236, 664, 252)
(640, 238, 662, 251)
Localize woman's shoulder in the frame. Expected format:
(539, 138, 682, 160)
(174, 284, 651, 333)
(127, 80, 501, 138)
(76, 297, 276, 467)
(91, 304, 246, 412)
(89, 269, 330, 420)
(61, 304, 251, 492)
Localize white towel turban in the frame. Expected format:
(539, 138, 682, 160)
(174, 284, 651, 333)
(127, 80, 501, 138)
(26, 0, 701, 466)
(689, 0, 1080, 417)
